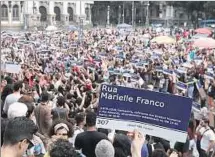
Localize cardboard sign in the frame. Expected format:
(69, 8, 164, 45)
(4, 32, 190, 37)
(5, 63, 21, 74)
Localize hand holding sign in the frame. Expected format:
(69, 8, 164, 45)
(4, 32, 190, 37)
(131, 130, 145, 157)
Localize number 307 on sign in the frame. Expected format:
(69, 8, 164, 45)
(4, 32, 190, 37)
(97, 119, 109, 125)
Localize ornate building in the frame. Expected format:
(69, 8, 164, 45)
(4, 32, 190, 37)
(91, 1, 189, 27)
(1, 1, 94, 29)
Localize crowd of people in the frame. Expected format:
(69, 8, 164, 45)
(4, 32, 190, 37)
(1, 25, 215, 157)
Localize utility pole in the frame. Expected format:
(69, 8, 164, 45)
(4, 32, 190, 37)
(118, 5, 121, 24)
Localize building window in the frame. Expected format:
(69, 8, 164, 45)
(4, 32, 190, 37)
(68, 7, 73, 21)
(1, 4, 8, 21)
(85, 7, 90, 21)
(156, 5, 159, 17)
(39, 6, 47, 21)
(54, 6, 61, 21)
(13, 5, 19, 20)
(179, 13, 184, 19)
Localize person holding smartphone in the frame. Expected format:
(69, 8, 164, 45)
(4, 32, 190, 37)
(196, 118, 215, 157)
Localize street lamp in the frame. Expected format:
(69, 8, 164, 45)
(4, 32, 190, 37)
(145, 1, 150, 26)
(118, 5, 121, 24)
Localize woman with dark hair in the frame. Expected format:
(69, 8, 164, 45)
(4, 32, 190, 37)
(44, 120, 74, 157)
(113, 134, 131, 157)
(49, 120, 74, 140)
(1, 84, 14, 106)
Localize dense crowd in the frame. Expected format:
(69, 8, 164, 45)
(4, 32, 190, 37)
(1, 26, 215, 157)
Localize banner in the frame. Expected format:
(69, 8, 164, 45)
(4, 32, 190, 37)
(195, 80, 207, 100)
(163, 69, 173, 75)
(205, 72, 214, 80)
(97, 84, 192, 142)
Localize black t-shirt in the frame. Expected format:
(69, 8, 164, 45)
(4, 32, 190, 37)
(75, 131, 108, 157)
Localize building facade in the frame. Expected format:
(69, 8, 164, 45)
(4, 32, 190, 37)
(1, 1, 94, 29)
(90, 1, 189, 27)
(149, 2, 188, 26)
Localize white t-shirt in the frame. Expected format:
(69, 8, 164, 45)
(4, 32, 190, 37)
(189, 139, 199, 157)
(200, 127, 215, 151)
(69, 128, 84, 146)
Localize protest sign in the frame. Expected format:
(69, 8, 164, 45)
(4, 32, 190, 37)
(97, 84, 192, 142)
(195, 80, 207, 100)
(5, 63, 21, 74)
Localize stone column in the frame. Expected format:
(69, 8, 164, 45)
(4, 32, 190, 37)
(159, 3, 163, 18)
(8, 10, 12, 27)
(107, 5, 110, 26)
(48, 1, 55, 25)
(170, 6, 174, 18)
(61, 2, 69, 25)
(89, 4, 92, 24)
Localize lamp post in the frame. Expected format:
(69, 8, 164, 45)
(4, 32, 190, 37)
(118, 5, 121, 24)
(132, 1, 134, 27)
(145, 1, 150, 26)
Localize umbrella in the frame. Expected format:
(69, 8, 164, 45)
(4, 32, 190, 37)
(151, 36, 176, 44)
(117, 23, 132, 29)
(46, 25, 57, 31)
(68, 25, 78, 31)
(192, 33, 208, 39)
(194, 28, 212, 34)
(193, 37, 215, 49)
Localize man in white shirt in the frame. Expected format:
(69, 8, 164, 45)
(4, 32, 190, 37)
(69, 112, 86, 146)
(3, 81, 22, 116)
(196, 118, 215, 157)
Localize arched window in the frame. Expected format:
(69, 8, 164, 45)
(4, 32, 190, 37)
(54, 6, 61, 21)
(85, 7, 90, 20)
(39, 6, 47, 21)
(1, 4, 8, 21)
(68, 7, 73, 21)
(13, 5, 19, 20)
